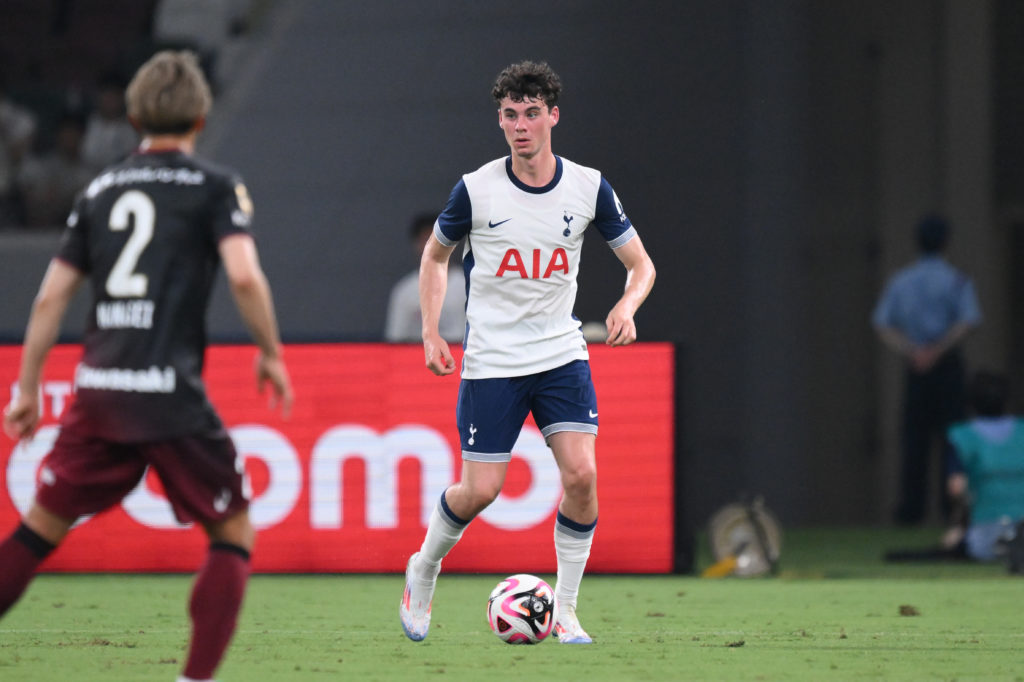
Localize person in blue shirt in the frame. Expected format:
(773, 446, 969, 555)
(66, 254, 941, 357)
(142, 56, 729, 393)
(873, 214, 982, 525)
(947, 371, 1024, 562)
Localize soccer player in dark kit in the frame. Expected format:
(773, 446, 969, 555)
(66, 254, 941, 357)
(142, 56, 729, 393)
(0, 51, 293, 682)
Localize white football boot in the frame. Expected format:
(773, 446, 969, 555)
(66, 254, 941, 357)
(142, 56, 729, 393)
(400, 552, 436, 641)
(554, 604, 592, 644)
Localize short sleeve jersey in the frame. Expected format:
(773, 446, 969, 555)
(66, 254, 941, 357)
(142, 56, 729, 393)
(434, 156, 636, 379)
(948, 417, 1024, 523)
(872, 256, 983, 344)
(56, 150, 253, 442)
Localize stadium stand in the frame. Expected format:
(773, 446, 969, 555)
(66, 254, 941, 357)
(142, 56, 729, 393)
(0, 0, 254, 230)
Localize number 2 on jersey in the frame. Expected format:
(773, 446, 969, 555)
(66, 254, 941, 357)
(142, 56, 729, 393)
(106, 190, 155, 298)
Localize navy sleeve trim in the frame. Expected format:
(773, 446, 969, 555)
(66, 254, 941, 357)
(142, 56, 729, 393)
(594, 176, 634, 243)
(436, 179, 472, 246)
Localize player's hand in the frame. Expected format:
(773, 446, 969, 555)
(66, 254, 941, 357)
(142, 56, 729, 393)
(255, 352, 294, 418)
(424, 334, 456, 376)
(3, 392, 41, 441)
(605, 303, 638, 347)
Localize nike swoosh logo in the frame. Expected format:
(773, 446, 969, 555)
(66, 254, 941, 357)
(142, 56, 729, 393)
(488, 218, 512, 228)
(589, 410, 598, 418)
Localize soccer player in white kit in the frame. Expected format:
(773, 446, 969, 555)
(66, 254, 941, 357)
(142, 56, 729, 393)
(400, 60, 655, 643)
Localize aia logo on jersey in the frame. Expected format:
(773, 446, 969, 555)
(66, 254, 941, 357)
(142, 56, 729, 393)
(496, 248, 569, 279)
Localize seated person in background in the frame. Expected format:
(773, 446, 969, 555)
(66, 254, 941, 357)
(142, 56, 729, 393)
(385, 212, 466, 343)
(15, 111, 94, 228)
(947, 371, 1024, 562)
(153, 0, 251, 88)
(0, 75, 37, 226)
(81, 74, 138, 171)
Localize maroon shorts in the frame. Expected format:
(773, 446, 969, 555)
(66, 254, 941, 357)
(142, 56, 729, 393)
(35, 425, 249, 526)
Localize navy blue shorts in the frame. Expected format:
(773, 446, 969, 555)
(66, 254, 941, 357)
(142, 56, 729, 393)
(456, 360, 598, 462)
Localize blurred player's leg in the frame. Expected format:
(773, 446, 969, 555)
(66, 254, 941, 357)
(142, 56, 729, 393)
(143, 434, 253, 679)
(2, 434, 143, 617)
(182, 511, 253, 680)
(401, 492, 469, 641)
(0, 504, 70, 616)
(549, 431, 597, 644)
(0, 525, 53, 615)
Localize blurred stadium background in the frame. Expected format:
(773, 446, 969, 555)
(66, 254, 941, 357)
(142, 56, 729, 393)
(1, 0, 1021, 540)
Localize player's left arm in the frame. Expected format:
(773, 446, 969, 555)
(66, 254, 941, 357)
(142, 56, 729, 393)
(3, 259, 85, 440)
(606, 235, 655, 346)
(220, 233, 294, 417)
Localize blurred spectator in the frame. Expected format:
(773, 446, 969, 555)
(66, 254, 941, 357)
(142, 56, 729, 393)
(385, 212, 466, 343)
(153, 0, 251, 87)
(0, 75, 37, 227)
(873, 214, 982, 525)
(81, 74, 138, 171)
(15, 111, 93, 228)
(947, 371, 1024, 562)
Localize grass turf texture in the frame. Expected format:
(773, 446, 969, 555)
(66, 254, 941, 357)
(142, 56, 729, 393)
(1, 527, 1023, 681)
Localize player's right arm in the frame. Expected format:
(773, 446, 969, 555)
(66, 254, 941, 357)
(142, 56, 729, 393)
(420, 234, 457, 375)
(3, 259, 85, 440)
(219, 233, 294, 416)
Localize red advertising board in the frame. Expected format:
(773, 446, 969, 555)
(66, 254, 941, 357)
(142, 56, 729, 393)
(0, 343, 674, 573)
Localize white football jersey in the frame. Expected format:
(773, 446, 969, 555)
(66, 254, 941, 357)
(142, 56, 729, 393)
(434, 156, 637, 379)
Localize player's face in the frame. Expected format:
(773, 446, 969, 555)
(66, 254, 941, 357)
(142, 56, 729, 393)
(498, 97, 559, 160)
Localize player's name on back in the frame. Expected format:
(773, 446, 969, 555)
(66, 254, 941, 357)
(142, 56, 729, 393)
(96, 299, 155, 330)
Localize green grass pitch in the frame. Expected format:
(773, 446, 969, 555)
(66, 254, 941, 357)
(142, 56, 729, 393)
(2, 527, 1023, 681)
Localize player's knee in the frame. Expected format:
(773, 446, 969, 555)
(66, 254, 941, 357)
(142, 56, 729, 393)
(24, 503, 75, 546)
(464, 480, 503, 515)
(468, 487, 501, 513)
(560, 461, 597, 502)
(204, 510, 255, 551)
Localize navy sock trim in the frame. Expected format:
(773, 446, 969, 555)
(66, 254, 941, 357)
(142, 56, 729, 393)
(209, 541, 251, 562)
(14, 523, 56, 559)
(439, 492, 469, 527)
(556, 511, 597, 534)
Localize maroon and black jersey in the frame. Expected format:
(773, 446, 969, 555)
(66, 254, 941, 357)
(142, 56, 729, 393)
(55, 150, 254, 442)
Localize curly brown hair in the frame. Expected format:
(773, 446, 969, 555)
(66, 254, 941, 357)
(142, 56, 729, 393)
(491, 60, 562, 109)
(126, 50, 211, 135)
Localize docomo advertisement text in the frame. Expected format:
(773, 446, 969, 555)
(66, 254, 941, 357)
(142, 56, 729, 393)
(0, 344, 674, 573)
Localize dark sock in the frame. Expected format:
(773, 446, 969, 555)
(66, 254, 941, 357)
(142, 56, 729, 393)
(183, 542, 251, 680)
(0, 523, 56, 617)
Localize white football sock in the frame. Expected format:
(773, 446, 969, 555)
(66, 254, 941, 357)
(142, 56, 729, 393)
(415, 492, 469, 579)
(553, 512, 596, 610)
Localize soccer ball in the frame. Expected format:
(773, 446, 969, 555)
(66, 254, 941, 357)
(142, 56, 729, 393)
(486, 574, 558, 644)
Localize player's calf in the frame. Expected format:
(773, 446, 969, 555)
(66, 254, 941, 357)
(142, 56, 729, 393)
(0, 523, 56, 617)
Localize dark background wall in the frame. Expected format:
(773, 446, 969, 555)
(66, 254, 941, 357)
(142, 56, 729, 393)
(0, 0, 1015, 531)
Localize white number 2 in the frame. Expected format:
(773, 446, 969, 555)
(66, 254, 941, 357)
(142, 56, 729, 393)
(106, 190, 155, 298)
